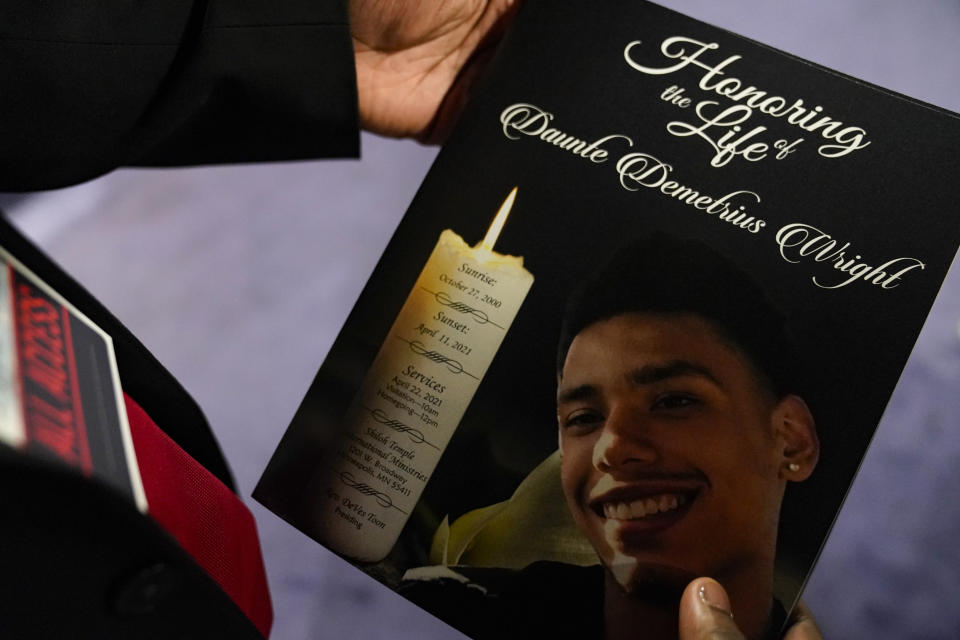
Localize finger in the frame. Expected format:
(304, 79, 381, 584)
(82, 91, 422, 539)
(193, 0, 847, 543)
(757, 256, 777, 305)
(679, 577, 745, 640)
(783, 600, 823, 640)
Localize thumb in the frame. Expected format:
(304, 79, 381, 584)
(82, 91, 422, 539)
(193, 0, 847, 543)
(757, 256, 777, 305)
(679, 578, 745, 640)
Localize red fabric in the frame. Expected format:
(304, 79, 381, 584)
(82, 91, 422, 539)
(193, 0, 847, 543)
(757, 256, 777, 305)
(123, 394, 273, 637)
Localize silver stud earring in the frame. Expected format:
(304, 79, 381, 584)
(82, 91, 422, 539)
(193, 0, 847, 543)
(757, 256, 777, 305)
(788, 463, 800, 472)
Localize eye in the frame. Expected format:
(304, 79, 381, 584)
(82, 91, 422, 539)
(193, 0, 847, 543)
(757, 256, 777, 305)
(651, 392, 702, 411)
(560, 408, 604, 432)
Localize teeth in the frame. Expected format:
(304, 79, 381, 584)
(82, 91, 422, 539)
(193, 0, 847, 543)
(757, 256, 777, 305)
(601, 494, 687, 520)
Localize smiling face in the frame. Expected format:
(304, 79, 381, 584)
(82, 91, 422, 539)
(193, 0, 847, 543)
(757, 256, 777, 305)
(557, 313, 789, 596)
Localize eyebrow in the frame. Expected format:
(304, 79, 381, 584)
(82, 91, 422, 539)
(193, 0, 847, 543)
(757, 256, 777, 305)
(557, 359, 722, 405)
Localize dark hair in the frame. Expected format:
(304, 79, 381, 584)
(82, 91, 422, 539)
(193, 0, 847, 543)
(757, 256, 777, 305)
(557, 233, 802, 399)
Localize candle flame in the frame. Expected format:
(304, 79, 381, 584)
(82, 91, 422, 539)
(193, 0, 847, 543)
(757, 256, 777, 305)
(479, 187, 518, 252)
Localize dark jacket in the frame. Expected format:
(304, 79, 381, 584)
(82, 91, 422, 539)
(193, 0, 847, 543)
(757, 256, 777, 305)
(1, 1, 359, 636)
(0, 0, 359, 191)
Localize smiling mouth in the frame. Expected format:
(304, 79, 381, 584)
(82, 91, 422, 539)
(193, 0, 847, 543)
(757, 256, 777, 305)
(600, 493, 688, 521)
(588, 481, 703, 536)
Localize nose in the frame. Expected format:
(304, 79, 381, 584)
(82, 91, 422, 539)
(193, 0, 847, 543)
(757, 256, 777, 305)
(593, 403, 661, 472)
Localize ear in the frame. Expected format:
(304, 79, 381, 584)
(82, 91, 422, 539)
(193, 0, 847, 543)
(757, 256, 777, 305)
(771, 394, 819, 481)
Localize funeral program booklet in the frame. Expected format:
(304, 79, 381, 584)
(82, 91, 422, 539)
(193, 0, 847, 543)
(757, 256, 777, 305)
(256, 1, 960, 638)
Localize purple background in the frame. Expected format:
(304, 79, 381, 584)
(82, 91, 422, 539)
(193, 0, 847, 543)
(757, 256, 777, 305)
(5, 1, 959, 637)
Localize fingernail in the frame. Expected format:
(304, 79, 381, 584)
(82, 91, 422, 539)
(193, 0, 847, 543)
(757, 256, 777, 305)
(698, 579, 734, 619)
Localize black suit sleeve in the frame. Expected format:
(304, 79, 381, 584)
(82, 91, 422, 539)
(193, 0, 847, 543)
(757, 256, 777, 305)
(0, 0, 360, 191)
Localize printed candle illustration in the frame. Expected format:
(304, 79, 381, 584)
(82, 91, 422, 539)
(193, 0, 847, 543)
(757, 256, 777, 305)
(315, 188, 534, 562)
